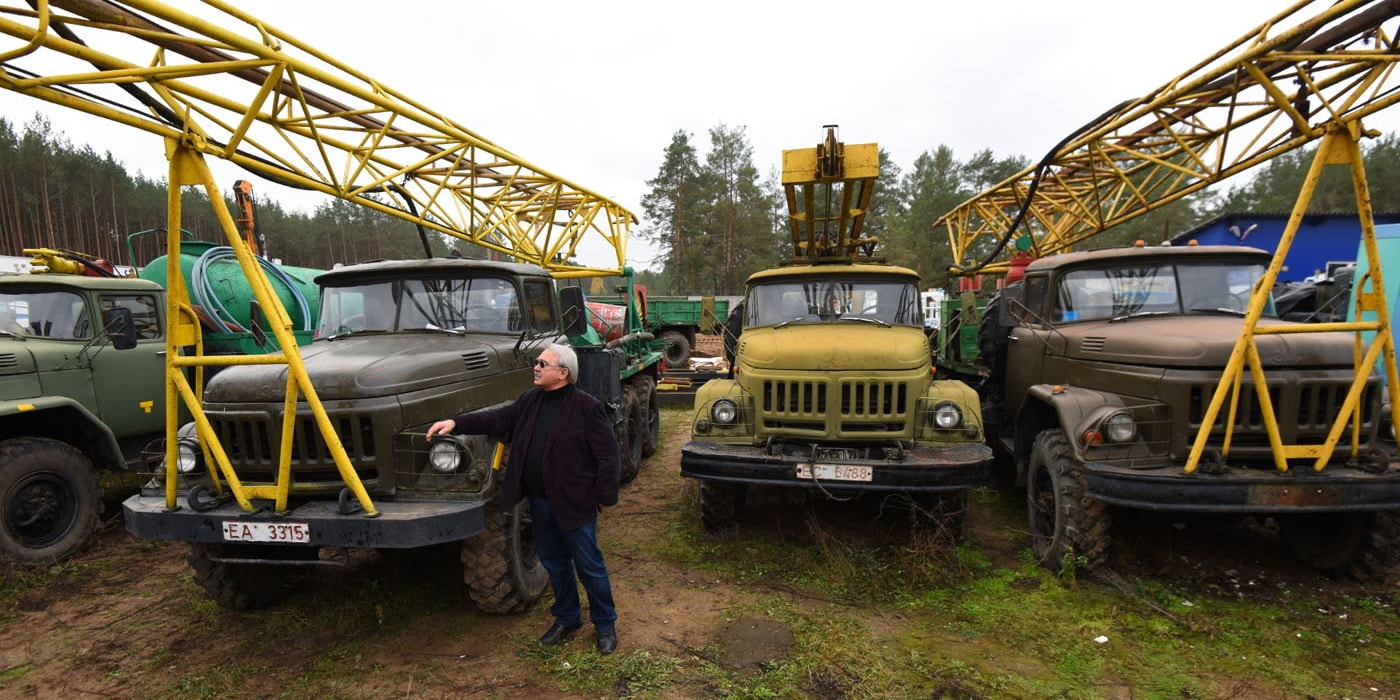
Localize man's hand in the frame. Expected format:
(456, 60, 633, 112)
(425, 418, 457, 440)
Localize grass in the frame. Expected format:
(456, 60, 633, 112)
(4, 406, 1399, 698)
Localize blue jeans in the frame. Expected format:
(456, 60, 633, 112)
(528, 496, 617, 631)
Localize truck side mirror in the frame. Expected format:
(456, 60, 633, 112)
(558, 287, 589, 336)
(102, 307, 138, 350)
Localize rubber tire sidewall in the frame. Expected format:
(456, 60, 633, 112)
(461, 499, 547, 613)
(0, 437, 102, 564)
(1027, 429, 1111, 573)
(660, 330, 690, 369)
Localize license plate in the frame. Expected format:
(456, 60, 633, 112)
(221, 520, 311, 543)
(795, 463, 873, 482)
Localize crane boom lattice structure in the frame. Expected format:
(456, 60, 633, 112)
(0, 0, 636, 518)
(937, 0, 1400, 276)
(0, 0, 633, 277)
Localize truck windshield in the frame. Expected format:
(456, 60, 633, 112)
(1054, 261, 1274, 323)
(745, 279, 922, 328)
(317, 276, 521, 336)
(0, 290, 90, 339)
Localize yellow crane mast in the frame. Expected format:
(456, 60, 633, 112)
(938, 0, 1400, 276)
(935, 0, 1400, 475)
(0, 0, 636, 516)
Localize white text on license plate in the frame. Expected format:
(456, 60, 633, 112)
(795, 463, 872, 482)
(222, 520, 311, 543)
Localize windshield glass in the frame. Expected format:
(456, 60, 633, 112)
(744, 278, 922, 328)
(1053, 261, 1274, 323)
(0, 290, 91, 339)
(317, 276, 522, 337)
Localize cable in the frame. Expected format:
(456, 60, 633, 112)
(189, 247, 314, 334)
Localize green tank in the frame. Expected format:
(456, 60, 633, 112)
(139, 241, 322, 353)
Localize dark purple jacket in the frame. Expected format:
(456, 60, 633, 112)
(449, 384, 620, 529)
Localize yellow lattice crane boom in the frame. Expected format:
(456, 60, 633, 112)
(0, 0, 636, 518)
(0, 0, 633, 278)
(937, 0, 1400, 277)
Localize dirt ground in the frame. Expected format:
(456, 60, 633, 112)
(2, 405, 1397, 698)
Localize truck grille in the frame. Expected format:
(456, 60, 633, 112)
(761, 378, 912, 435)
(209, 413, 380, 483)
(1186, 378, 1377, 446)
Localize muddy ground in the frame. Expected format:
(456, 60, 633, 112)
(1, 406, 1397, 698)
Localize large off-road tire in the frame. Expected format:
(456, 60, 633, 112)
(698, 480, 746, 532)
(618, 384, 645, 484)
(0, 438, 102, 564)
(1278, 510, 1400, 581)
(461, 499, 547, 613)
(637, 375, 660, 458)
(910, 491, 967, 547)
(1027, 429, 1112, 573)
(187, 542, 316, 610)
(660, 330, 691, 369)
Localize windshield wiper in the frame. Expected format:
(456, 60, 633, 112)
(425, 323, 466, 335)
(1188, 307, 1247, 316)
(840, 316, 890, 328)
(1108, 310, 1175, 323)
(774, 316, 808, 329)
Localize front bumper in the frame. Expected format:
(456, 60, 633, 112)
(122, 495, 485, 548)
(681, 440, 992, 493)
(1084, 461, 1400, 513)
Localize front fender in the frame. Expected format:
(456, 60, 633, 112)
(0, 395, 126, 469)
(1025, 384, 1131, 462)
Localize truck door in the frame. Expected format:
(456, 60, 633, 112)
(90, 293, 167, 438)
(1002, 274, 1051, 420)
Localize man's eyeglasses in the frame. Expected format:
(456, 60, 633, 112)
(534, 359, 562, 369)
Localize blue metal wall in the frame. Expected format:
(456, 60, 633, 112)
(1172, 213, 1400, 282)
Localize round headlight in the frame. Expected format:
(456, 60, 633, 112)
(933, 402, 963, 429)
(176, 440, 200, 474)
(1104, 412, 1137, 443)
(429, 440, 463, 473)
(711, 399, 739, 425)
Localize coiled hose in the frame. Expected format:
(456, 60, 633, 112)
(189, 246, 314, 333)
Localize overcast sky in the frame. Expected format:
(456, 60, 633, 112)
(2, 0, 1392, 270)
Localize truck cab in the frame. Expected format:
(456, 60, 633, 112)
(681, 260, 991, 534)
(0, 274, 167, 563)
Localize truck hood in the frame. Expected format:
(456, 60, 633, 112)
(0, 344, 40, 400)
(738, 324, 929, 371)
(1056, 316, 1361, 368)
(205, 334, 517, 402)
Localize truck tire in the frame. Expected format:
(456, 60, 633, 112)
(699, 480, 746, 532)
(618, 384, 645, 484)
(0, 437, 102, 564)
(461, 499, 547, 613)
(638, 375, 660, 458)
(1278, 510, 1400, 581)
(660, 330, 690, 369)
(1027, 429, 1111, 573)
(187, 542, 315, 610)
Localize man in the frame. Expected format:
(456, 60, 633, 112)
(426, 343, 622, 655)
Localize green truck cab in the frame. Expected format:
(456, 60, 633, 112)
(680, 261, 992, 534)
(0, 273, 166, 563)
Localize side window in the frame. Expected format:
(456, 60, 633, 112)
(99, 294, 162, 339)
(522, 281, 556, 336)
(1020, 276, 1047, 325)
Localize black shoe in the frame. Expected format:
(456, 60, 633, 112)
(596, 629, 618, 655)
(538, 620, 582, 646)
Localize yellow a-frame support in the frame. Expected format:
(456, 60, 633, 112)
(1186, 122, 1400, 474)
(160, 141, 377, 516)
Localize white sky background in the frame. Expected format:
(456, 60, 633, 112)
(3, 0, 1397, 270)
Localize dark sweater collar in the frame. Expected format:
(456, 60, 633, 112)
(542, 384, 574, 401)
